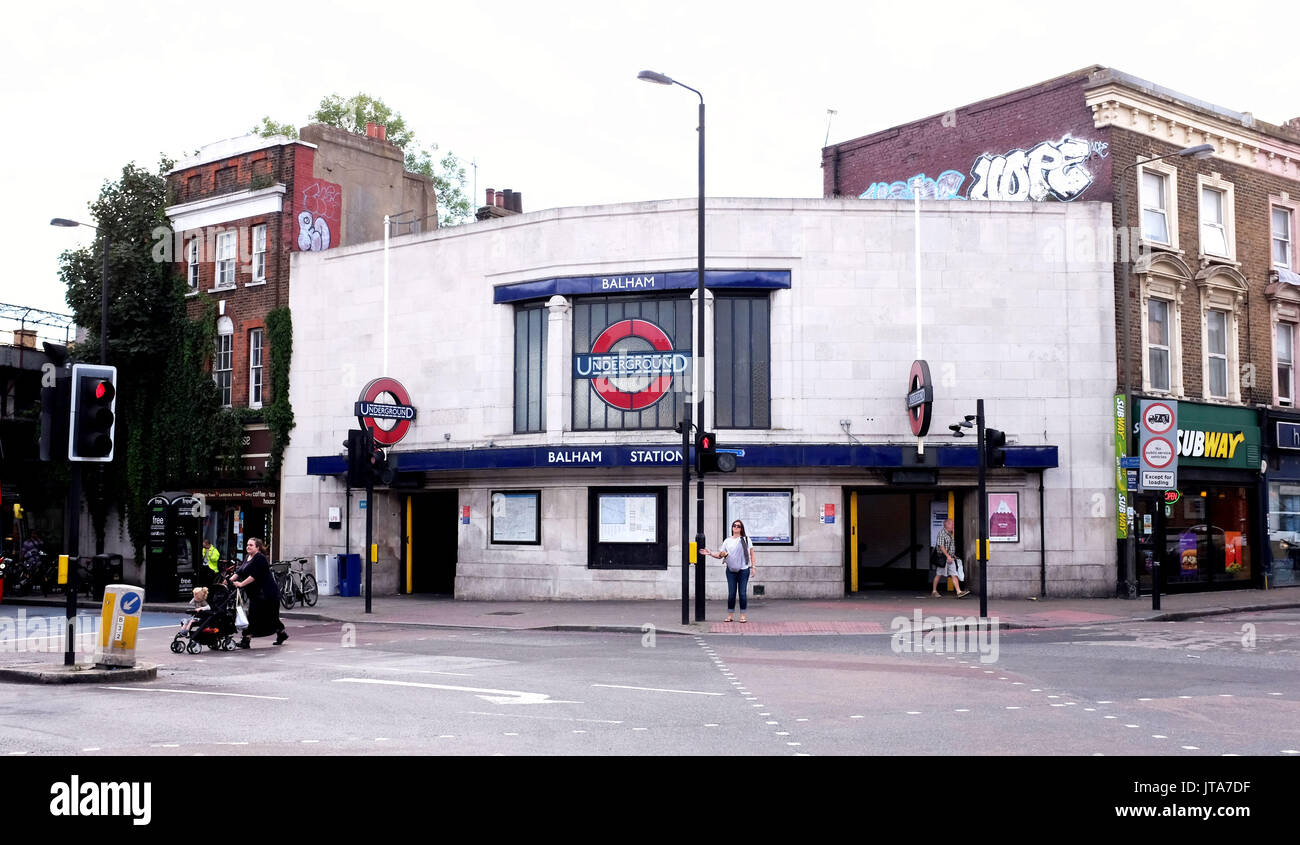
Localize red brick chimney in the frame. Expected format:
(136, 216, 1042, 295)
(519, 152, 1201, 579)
(477, 187, 524, 220)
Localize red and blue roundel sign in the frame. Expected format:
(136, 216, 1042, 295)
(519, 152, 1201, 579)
(354, 377, 417, 446)
(573, 319, 690, 411)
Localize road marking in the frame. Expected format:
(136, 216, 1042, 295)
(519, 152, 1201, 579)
(1006, 706, 1022, 710)
(1138, 697, 1153, 701)
(463, 711, 624, 725)
(1104, 716, 1117, 720)
(850, 715, 864, 719)
(1125, 724, 1140, 728)
(300, 739, 320, 744)
(1152, 735, 1167, 739)
(704, 724, 718, 728)
(786, 742, 801, 746)
(5, 752, 27, 756)
(766, 720, 779, 725)
(1282, 750, 1299, 755)
(796, 718, 808, 722)
(336, 678, 579, 705)
(955, 709, 970, 713)
(313, 663, 474, 677)
(591, 684, 724, 697)
(102, 687, 288, 701)
(632, 727, 648, 731)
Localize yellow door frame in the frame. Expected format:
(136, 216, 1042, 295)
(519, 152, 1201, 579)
(850, 490, 859, 592)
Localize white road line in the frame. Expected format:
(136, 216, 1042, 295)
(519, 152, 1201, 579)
(1181, 746, 1199, 750)
(101, 687, 288, 701)
(82, 747, 101, 752)
(591, 684, 724, 696)
(462, 711, 624, 725)
(336, 678, 578, 705)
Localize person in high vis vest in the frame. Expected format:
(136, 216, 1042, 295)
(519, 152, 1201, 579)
(201, 539, 221, 584)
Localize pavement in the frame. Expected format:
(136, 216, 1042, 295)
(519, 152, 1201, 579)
(4, 584, 1299, 638)
(3, 585, 1298, 682)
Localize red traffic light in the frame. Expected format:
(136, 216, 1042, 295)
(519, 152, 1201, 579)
(95, 380, 114, 401)
(700, 435, 712, 449)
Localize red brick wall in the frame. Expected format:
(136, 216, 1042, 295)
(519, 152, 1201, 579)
(170, 144, 304, 409)
(1110, 128, 1300, 405)
(823, 71, 1114, 203)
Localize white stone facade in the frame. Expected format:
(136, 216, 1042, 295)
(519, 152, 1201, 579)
(280, 198, 1117, 599)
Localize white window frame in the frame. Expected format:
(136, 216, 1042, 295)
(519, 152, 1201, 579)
(1273, 197, 1298, 271)
(1277, 321, 1295, 408)
(215, 329, 233, 407)
(248, 328, 264, 409)
(1195, 268, 1246, 404)
(1205, 309, 1230, 399)
(1146, 297, 1174, 393)
(1138, 258, 1189, 397)
(214, 231, 237, 290)
(186, 238, 200, 294)
(1196, 174, 1236, 262)
(1138, 160, 1180, 250)
(251, 224, 267, 284)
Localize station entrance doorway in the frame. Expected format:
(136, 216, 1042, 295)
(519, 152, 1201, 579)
(846, 489, 959, 592)
(405, 491, 458, 595)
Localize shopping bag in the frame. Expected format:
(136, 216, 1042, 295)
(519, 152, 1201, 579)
(954, 559, 965, 582)
(234, 591, 249, 631)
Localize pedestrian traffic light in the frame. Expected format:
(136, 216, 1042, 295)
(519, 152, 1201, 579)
(68, 364, 117, 462)
(696, 431, 737, 475)
(345, 429, 370, 488)
(985, 428, 1007, 468)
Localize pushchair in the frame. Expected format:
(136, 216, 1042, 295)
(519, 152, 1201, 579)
(171, 581, 240, 654)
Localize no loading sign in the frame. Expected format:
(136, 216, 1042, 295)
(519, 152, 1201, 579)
(354, 377, 417, 446)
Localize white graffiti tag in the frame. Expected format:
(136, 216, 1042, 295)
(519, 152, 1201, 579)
(968, 136, 1094, 202)
(297, 211, 332, 252)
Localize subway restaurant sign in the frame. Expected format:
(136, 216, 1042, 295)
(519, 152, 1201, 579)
(1170, 403, 1260, 470)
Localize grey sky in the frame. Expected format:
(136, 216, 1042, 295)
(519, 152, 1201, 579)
(5, 0, 1297, 318)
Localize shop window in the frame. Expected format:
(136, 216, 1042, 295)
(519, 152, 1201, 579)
(572, 296, 692, 431)
(513, 303, 547, 433)
(1268, 482, 1300, 587)
(715, 295, 772, 429)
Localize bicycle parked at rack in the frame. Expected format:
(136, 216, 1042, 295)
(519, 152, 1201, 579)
(273, 557, 318, 609)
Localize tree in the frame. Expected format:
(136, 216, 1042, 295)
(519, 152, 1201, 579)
(254, 93, 472, 226)
(58, 158, 222, 560)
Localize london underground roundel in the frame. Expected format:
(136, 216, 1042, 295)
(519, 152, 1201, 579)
(354, 377, 417, 446)
(573, 319, 689, 411)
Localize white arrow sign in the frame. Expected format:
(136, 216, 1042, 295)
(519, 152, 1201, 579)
(334, 677, 581, 705)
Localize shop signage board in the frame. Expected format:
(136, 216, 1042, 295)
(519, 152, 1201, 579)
(1115, 395, 1129, 539)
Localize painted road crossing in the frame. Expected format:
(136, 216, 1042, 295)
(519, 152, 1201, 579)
(333, 677, 581, 705)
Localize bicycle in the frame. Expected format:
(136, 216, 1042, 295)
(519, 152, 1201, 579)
(274, 557, 318, 609)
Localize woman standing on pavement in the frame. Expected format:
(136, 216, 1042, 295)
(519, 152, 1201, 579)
(228, 537, 288, 648)
(702, 520, 757, 623)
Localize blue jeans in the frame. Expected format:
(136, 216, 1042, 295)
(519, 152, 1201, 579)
(725, 567, 750, 612)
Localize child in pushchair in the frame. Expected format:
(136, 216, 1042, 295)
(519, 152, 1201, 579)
(171, 581, 239, 654)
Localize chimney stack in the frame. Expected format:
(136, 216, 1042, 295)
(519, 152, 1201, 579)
(476, 187, 525, 220)
(485, 188, 496, 207)
(366, 122, 377, 138)
(377, 124, 387, 141)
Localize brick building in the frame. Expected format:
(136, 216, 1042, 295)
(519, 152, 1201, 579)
(163, 124, 437, 564)
(822, 66, 1300, 594)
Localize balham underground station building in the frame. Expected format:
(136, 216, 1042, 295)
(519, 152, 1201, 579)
(278, 197, 1117, 600)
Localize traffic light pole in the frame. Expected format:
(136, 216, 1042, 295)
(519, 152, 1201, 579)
(977, 399, 989, 620)
(63, 463, 81, 666)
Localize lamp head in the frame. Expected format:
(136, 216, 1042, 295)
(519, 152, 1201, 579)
(637, 70, 673, 85)
(50, 218, 81, 228)
(1177, 143, 1215, 159)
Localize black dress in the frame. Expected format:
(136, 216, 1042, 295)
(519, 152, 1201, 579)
(236, 552, 284, 638)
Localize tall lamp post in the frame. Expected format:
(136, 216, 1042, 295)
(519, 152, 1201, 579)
(1115, 143, 1213, 599)
(50, 218, 109, 364)
(50, 216, 110, 666)
(639, 69, 709, 621)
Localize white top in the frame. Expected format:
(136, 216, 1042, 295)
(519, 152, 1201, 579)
(720, 536, 752, 572)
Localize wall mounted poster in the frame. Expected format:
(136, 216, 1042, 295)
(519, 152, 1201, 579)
(988, 492, 1019, 542)
(724, 490, 793, 544)
(598, 493, 657, 544)
(491, 491, 540, 544)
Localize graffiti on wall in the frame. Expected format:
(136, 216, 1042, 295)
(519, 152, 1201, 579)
(858, 135, 1100, 203)
(968, 136, 1094, 202)
(859, 170, 966, 200)
(296, 179, 341, 252)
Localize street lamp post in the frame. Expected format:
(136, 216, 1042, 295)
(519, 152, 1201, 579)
(50, 218, 109, 364)
(1115, 143, 1213, 599)
(639, 69, 708, 621)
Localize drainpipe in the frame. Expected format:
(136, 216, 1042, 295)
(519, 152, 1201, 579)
(1039, 468, 1047, 597)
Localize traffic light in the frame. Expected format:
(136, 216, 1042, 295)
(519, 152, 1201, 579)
(345, 429, 370, 488)
(68, 364, 117, 462)
(984, 428, 1007, 468)
(370, 444, 392, 486)
(39, 374, 71, 462)
(695, 431, 737, 475)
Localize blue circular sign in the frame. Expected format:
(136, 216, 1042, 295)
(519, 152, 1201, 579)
(120, 592, 141, 615)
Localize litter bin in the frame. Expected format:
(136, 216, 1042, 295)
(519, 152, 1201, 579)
(336, 553, 361, 597)
(91, 553, 124, 602)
